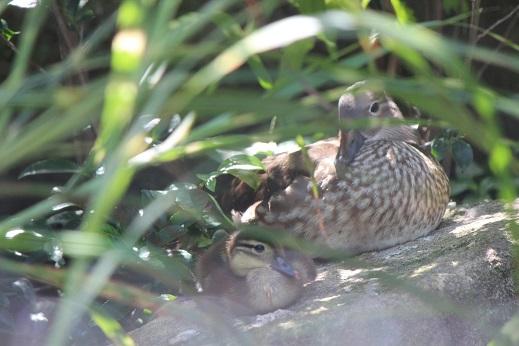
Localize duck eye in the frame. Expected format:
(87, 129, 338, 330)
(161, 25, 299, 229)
(369, 102, 379, 114)
(254, 244, 265, 253)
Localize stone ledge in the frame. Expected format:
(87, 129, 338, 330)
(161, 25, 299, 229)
(127, 199, 519, 346)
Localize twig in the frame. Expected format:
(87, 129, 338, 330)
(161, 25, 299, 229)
(51, 0, 96, 160)
(1, 34, 47, 73)
(466, 0, 481, 66)
(477, 14, 519, 78)
(51, 0, 87, 85)
(476, 4, 519, 42)
(469, 0, 481, 44)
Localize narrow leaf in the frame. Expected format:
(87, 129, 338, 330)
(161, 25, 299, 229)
(18, 159, 80, 179)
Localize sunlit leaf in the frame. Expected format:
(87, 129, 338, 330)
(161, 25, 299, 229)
(201, 154, 265, 192)
(90, 309, 135, 346)
(1, 228, 48, 252)
(473, 87, 496, 120)
(129, 112, 196, 166)
(59, 231, 111, 257)
(489, 143, 512, 174)
(361, 0, 372, 8)
(159, 294, 176, 302)
(390, 0, 415, 24)
(0, 18, 20, 41)
(249, 55, 273, 90)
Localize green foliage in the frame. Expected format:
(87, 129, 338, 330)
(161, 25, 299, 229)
(1, 0, 519, 345)
(90, 308, 136, 346)
(199, 154, 266, 192)
(389, 0, 415, 24)
(442, 0, 469, 14)
(431, 129, 474, 172)
(0, 18, 19, 41)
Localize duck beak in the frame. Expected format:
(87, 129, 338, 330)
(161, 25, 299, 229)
(335, 130, 365, 175)
(337, 93, 367, 172)
(271, 256, 297, 278)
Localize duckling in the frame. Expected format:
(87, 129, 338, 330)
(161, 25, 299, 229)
(196, 231, 316, 314)
(219, 82, 450, 254)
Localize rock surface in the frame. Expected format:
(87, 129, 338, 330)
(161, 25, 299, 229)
(126, 200, 519, 346)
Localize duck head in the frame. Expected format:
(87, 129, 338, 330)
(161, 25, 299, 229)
(335, 81, 418, 175)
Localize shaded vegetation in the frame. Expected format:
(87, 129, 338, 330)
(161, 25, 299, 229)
(0, 0, 518, 345)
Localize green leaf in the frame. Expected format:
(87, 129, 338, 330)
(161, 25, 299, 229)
(1, 228, 48, 252)
(212, 13, 273, 90)
(452, 139, 473, 170)
(144, 182, 232, 230)
(59, 231, 111, 257)
(249, 55, 273, 90)
(278, 38, 315, 80)
(431, 137, 449, 161)
(90, 309, 135, 346)
(489, 143, 512, 174)
(18, 159, 80, 179)
(390, 0, 415, 24)
(473, 87, 496, 121)
(159, 294, 176, 302)
(168, 182, 210, 211)
(100, 222, 123, 240)
(443, 0, 468, 14)
(196, 235, 213, 248)
(46, 210, 83, 230)
(295, 135, 306, 147)
(155, 225, 188, 244)
(289, 0, 326, 13)
(0, 18, 20, 41)
(129, 113, 196, 167)
(200, 154, 265, 192)
(324, 0, 362, 11)
(170, 210, 197, 227)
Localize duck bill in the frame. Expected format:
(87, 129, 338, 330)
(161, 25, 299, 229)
(335, 129, 365, 173)
(271, 256, 297, 278)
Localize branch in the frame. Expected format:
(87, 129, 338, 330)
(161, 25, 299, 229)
(476, 4, 519, 42)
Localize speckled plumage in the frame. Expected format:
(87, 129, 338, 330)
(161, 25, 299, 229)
(255, 139, 449, 254)
(234, 82, 450, 254)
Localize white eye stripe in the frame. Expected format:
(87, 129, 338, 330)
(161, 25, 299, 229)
(236, 241, 268, 253)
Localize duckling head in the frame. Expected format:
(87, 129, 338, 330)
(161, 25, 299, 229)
(226, 235, 296, 279)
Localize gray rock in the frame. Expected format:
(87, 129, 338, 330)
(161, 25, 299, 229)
(126, 199, 519, 346)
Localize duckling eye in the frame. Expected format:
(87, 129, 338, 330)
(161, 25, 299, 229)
(254, 244, 265, 253)
(369, 102, 379, 114)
